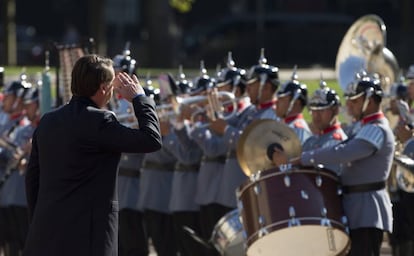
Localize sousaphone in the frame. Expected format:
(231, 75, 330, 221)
(237, 119, 302, 176)
(336, 15, 412, 193)
(336, 14, 399, 91)
(335, 14, 400, 125)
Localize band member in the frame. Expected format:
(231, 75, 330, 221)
(276, 72, 394, 256)
(24, 54, 162, 256)
(117, 152, 147, 256)
(138, 84, 178, 256)
(0, 86, 39, 256)
(209, 53, 255, 212)
(301, 79, 348, 174)
(406, 65, 414, 102)
(245, 48, 279, 120)
(391, 71, 414, 256)
(186, 65, 227, 256)
(163, 71, 205, 256)
(0, 77, 31, 256)
(112, 49, 149, 256)
(0, 75, 31, 136)
(275, 67, 312, 144)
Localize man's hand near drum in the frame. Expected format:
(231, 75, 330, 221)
(271, 146, 302, 167)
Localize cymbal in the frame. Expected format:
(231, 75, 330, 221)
(237, 119, 302, 176)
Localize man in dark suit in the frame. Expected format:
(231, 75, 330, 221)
(23, 54, 162, 256)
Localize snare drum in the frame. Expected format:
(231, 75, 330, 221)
(237, 165, 350, 256)
(211, 209, 245, 256)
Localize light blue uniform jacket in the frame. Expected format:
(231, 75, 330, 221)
(217, 104, 256, 208)
(302, 124, 348, 175)
(191, 124, 227, 205)
(284, 114, 312, 145)
(0, 123, 35, 207)
(138, 138, 176, 213)
(301, 115, 394, 232)
(117, 153, 144, 211)
(164, 124, 203, 212)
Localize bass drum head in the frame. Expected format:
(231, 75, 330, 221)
(247, 225, 350, 256)
(238, 166, 350, 256)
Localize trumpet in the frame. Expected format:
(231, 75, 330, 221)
(161, 89, 238, 126)
(156, 103, 178, 122)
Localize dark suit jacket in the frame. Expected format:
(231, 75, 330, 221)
(23, 95, 161, 256)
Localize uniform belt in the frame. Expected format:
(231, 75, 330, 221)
(226, 151, 237, 159)
(342, 181, 386, 194)
(142, 161, 175, 171)
(119, 168, 140, 178)
(175, 162, 200, 172)
(201, 155, 226, 164)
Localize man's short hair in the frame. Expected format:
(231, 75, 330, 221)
(71, 54, 114, 97)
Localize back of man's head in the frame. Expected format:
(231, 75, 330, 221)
(71, 54, 114, 97)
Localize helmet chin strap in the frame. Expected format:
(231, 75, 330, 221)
(257, 81, 265, 105)
(328, 111, 337, 127)
(285, 89, 301, 118)
(360, 88, 374, 119)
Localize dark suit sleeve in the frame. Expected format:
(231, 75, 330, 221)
(25, 129, 40, 222)
(132, 96, 161, 149)
(97, 96, 162, 153)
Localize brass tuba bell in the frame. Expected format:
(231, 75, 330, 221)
(335, 14, 400, 126)
(336, 14, 399, 92)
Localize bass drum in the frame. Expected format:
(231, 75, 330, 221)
(211, 209, 245, 256)
(237, 165, 350, 256)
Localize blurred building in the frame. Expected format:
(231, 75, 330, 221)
(1, 0, 413, 69)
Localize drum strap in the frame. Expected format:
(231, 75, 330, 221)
(342, 181, 386, 194)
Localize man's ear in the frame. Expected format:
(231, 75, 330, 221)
(100, 83, 109, 94)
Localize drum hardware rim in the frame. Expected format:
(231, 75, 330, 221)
(245, 217, 349, 246)
(259, 169, 338, 183)
(315, 175, 323, 187)
(341, 215, 348, 225)
(321, 218, 332, 227)
(288, 218, 301, 227)
(321, 207, 328, 217)
(211, 209, 244, 252)
(253, 184, 261, 195)
(288, 206, 296, 218)
(320, 208, 333, 228)
(284, 175, 291, 187)
(211, 231, 244, 254)
(279, 163, 292, 172)
(237, 200, 243, 212)
(212, 210, 242, 233)
(337, 186, 343, 195)
(258, 227, 269, 238)
(258, 215, 265, 226)
(249, 171, 262, 182)
(237, 169, 339, 196)
(300, 190, 309, 199)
